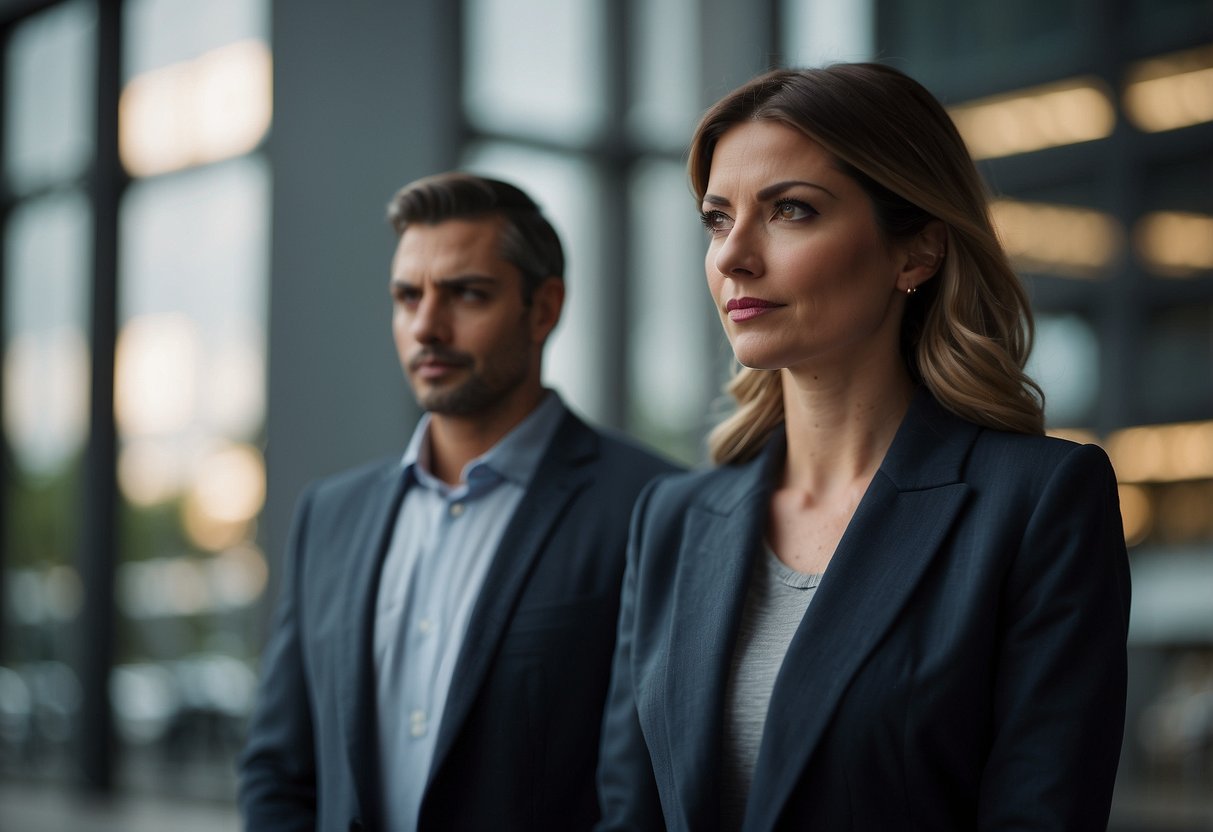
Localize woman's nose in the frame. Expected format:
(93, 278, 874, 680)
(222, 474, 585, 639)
(713, 223, 763, 280)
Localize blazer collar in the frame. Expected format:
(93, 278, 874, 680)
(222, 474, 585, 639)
(338, 462, 410, 832)
(339, 411, 599, 825)
(665, 387, 979, 831)
(748, 387, 978, 829)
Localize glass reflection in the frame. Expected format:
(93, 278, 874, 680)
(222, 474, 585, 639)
(464, 0, 605, 143)
(3, 1, 95, 195)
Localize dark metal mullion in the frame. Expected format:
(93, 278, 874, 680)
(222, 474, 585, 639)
(78, 0, 126, 793)
(0, 22, 11, 669)
(599, 0, 630, 430)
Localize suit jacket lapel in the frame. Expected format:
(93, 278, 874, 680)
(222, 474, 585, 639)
(744, 390, 978, 830)
(338, 464, 409, 831)
(425, 412, 598, 785)
(663, 439, 784, 832)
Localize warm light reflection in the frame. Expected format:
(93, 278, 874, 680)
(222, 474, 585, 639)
(949, 77, 1115, 160)
(1124, 47, 1213, 133)
(1134, 211, 1213, 277)
(117, 547, 268, 619)
(1155, 483, 1213, 543)
(1118, 484, 1153, 548)
(120, 39, 272, 177)
(1107, 421, 1213, 483)
(118, 438, 185, 506)
(211, 544, 269, 608)
(990, 199, 1121, 278)
(204, 336, 267, 438)
(181, 442, 265, 551)
(115, 314, 199, 438)
(3, 327, 90, 476)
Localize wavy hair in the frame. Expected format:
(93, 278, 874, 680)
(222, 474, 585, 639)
(689, 63, 1044, 464)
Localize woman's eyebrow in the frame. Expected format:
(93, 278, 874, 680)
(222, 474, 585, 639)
(756, 179, 838, 201)
(702, 179, 839, 207)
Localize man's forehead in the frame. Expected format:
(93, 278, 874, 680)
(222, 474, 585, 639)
(392, 216, 508, 277)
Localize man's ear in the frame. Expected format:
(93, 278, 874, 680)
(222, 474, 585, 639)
(529, 276, 564, 344)
(898, 219, 948, 293)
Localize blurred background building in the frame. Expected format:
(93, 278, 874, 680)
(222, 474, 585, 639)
(0, 0, 1209, 829)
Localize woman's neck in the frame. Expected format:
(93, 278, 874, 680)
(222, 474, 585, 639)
(778, 361, 915, 495)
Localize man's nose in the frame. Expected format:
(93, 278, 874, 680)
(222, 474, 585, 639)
(409, 294, 450, 344)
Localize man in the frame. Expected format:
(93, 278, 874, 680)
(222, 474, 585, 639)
(238, 172, 679, 831)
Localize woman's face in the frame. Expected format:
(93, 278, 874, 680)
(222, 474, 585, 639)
(701, 120, 912, 376)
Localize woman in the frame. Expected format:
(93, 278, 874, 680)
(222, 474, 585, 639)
(597, 63, 1130, 831)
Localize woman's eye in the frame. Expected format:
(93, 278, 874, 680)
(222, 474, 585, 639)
(774, 199, 816, 221)
(700, 210, 733, 234)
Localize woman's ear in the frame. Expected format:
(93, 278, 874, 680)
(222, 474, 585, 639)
(898, 219, 948, 293)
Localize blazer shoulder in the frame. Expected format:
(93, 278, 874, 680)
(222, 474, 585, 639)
(557, 411, 684, 482)
(305, 455, 401, 509)
(967, 428, 1118, 496)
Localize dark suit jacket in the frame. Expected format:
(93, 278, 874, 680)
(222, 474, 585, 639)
(597, 390, 1131, 832)
(239, 409, 679, 831)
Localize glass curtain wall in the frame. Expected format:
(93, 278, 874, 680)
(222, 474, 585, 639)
(1, 0, 96, 783)
(1, 0, 271, 801)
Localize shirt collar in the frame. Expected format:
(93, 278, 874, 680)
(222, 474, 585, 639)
(400, 390, 567, 491)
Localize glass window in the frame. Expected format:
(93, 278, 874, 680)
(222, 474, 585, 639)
(1, 191, 91, 777)
(780, 0, 874, 66)
(627, 159, 718, 464)
(627, 0, 699, 149)
(105, 0, 270, 795)
(463, 0, 606, 144)
(461, 141, 606, 422)
(124, 0, 268, 75)
(1140, 304, 1213, 423)
(3, 0, 95, 195)
(113, 155, 269, 791)
(1026, 312, 1100, 427)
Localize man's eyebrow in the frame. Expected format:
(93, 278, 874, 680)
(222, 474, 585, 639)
(703, 179, 838, 206)
(391, 274, 499, 288)
(434, 275, 500, 292)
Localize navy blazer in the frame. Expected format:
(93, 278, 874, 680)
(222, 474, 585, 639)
(239, 410, 678, 831)
(598, 390, 1131, 832)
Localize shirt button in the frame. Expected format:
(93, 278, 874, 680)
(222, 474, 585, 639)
(418, 618, 432, 634)
(410, 709, 427, 737)
(449, 502, 465, 517)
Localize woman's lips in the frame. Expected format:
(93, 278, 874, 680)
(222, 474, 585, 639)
(726, 297, 783, 322)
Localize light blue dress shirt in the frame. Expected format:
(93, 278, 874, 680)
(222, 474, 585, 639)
(373, 392, 566, 831)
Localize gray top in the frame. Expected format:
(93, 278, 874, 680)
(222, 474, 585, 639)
(720, 544, 823, 832)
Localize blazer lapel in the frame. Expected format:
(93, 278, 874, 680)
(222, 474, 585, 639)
(744, 391, 978, 830)
(663, 440, 784, 832)
(425, 412, 598, 785)
(338, 464, 409, 831)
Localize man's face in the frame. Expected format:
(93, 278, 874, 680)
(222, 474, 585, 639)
(390, 217, 551, 419)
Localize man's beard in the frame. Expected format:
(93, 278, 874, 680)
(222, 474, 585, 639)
(409, 344, 531, 416)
